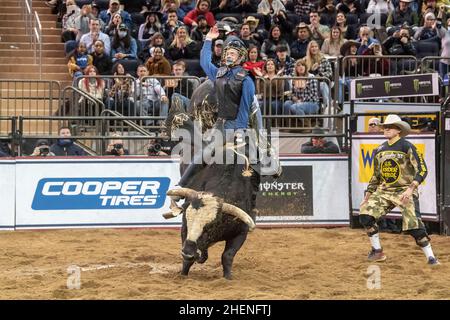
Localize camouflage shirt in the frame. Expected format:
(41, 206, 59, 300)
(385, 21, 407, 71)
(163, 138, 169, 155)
(366, 137, 427, 196)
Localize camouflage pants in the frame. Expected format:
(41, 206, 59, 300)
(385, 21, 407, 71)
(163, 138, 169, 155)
(360, 188, 425, 231)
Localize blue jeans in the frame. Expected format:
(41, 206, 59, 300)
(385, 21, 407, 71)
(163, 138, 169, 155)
(284, 100, 319, 115)
(171, 93, 190, 112)
(320, 82, 330, 108)
(136, 99, 169, 125)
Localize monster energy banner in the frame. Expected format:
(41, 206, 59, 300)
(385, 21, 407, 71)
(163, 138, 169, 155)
(350, 73, 439, 100)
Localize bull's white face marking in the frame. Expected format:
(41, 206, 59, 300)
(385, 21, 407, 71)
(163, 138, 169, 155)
(185, 193, 220, 243)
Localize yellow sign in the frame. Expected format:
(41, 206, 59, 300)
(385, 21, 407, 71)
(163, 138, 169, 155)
(363, 112, 436, 132)
(359, 143, 425, 183)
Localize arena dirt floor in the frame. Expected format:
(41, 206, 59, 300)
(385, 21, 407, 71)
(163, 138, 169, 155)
(0, 227, 448, 300)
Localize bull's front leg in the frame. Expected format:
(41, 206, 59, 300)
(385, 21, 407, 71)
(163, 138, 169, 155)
(221, 232, 248, 280)
(181, 259, 195, 276)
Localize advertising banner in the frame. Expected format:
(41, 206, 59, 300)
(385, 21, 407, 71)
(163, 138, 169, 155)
(15, 158, 181, 229)
(351, 134, 437, 220)
(256, 156, 349, 226)
(0, 160, 15, 230)
(350, 73, 439, 100)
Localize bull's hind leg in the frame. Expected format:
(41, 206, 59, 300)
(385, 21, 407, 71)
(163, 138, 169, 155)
(221, 233, 248, 280)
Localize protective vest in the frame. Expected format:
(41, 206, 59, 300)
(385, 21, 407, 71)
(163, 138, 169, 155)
(215, 66, 248, 120)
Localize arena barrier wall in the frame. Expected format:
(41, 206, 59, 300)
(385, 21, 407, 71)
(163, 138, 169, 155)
(0, 156, 350, 230)
(256, 155, 350, 227)
(351, 134, 438, 221)
(343, 102, 441, 132)
(0, 159, 15, 230)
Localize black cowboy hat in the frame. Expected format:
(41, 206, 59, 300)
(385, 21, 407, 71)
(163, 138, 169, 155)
(340, 40, 361, 56)
(144, 11, 163, 21)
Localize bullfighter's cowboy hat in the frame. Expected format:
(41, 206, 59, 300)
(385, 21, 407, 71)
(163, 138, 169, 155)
(379, 114, 411, 137)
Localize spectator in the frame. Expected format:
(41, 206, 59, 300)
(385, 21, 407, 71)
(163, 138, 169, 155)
(105, 133, 130, 156)
(92, 39, 113, 75)
(138, 11, 163, 49)
(161, 8, 185, 46)
(336, 0, 363, 17)
(260, 25, 290, 60)
(382, 24, 417, 74)
(161, 0, 186, 21)
(104, 12, 123, 38)
(360, 42, 390, 76)
(78, 65, 106, 102)
(308, 9, 330, 47)
(291, 0, 318, 22)
(79, 18, 111, 56)
(318, 0, 337, 27)
(335, 10, 357, 40)
(284, 59, 320, 116)
(386, 0, 419, 33)
(30, 139, 56, 157)
(243, 45, 265, 78)
(271, 10, 295, 43)
(290, 23, 312, 60)
(105, 63, 135, 115)
(111, 23, 138, 64)
(419, 0, 447, 26)
(211, 39, 223, 67)
(145, 47, 172, 75)
(0, 136, 14, 157)
(242, 15, 267, 46)
(74, 4, 97, 42)
(257, 58, 287, 115)
(304, 40, 333, 108)
(366, 0, 395, 15)
(368, 117, 382, 133)
(146, 135, 171, 156)
(139, 32, 169, 61)
(183, 0, 216, 28)
(190, 15, 211, 42)
(61, 0, 81, 43)
(356, 26, 380, 55)
(414, 11, 446, 41)
(258, 0, 286, 19)
(321, 25, 347, 58)
(165, 60, 196, 111)
(50, 127, 87, 156)
(275, 44, 296, 76)
(440, 17, 450, 80)
(338, 40, 361, 103)
(99, 0, 133, 30)
(67, 42, 93, 81)
(132, 65, 169, 126)
(301, 127, 340, 154)
(223, 0, 258, 14)
(167, 25, 200, 60)
(179, 0, 197, 21)
(239, 22, 260, 49)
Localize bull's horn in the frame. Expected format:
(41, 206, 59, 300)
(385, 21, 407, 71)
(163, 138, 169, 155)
(222, 203, 256, 231)
(167, 188, 197, 199)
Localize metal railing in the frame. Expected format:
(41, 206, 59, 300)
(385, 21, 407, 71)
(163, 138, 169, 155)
(33, 11, 43, 78)
(17, 116, 163, 156)
(23, 0, 33, 43)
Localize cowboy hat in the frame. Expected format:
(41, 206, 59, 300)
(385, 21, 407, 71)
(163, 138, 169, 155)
(296, 22, 312, 37)
(340, 40, 361, 56)
(244, 15, 259, 27)
(379, 114, 411, 137)
(311, 127, 326, 137)
(144, 11, 163, 21)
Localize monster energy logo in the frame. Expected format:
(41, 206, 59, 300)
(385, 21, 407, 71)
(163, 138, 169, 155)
(384, 81, 390, 94)
(357, 83, 363, 96)
(413, 79, 420, 92)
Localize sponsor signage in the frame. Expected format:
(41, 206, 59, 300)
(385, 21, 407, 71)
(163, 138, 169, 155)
(32, 178, 170, 210)
(350, 73, 439, 100)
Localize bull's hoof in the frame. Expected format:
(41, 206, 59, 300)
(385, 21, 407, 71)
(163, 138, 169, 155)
(223, 273, 233, 280)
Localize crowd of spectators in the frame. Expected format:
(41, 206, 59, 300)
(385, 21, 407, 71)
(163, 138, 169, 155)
(34, 0, 446, 155)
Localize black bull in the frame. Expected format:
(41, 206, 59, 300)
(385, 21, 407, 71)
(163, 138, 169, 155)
(163, 80, 261, 280)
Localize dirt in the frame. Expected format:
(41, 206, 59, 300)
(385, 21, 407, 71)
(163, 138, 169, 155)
(0, 227, 448, 300)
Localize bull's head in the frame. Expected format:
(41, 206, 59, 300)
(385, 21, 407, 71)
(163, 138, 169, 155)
(166, 188, 255, 261)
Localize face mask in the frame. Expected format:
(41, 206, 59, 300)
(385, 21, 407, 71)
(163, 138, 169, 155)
(225, 57, 235, 67)
(58, 139, 72, 146)
(118, 31, 127, 38)
(67, 5, 77, 13)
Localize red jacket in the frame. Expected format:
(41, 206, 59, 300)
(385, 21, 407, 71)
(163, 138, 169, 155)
(243, 60, 265, 77)
(183, 9, 215, 27)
